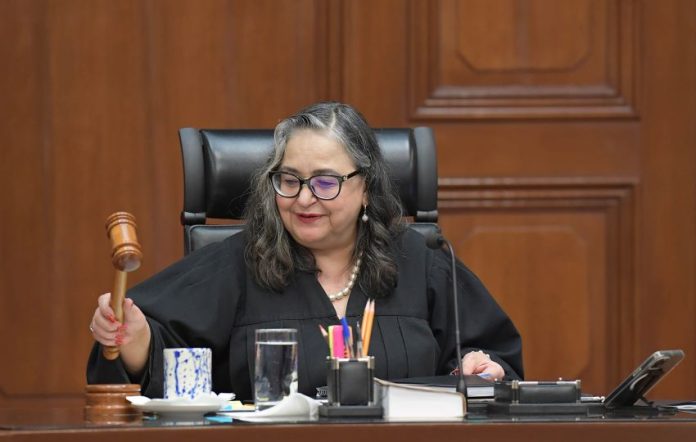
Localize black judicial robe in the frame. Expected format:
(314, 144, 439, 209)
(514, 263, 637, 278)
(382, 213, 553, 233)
(87, 228, 523, 400)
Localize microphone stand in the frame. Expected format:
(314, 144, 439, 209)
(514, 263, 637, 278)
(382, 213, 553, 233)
(425, 232, 467, 398)
(443, 238, 467, 397)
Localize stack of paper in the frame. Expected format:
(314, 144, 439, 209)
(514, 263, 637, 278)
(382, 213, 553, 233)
(374, 378, 466, 420)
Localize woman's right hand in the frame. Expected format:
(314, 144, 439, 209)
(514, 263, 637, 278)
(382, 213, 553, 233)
(89, 293, 151, 375)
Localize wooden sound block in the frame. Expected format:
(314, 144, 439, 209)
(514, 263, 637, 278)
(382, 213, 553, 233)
(84, 384, 142, 425)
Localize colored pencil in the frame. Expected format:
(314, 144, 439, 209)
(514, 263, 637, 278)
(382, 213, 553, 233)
(363, 299, 375, 355)
(318, 324, 329, 344)
(361, 299, 371, 343)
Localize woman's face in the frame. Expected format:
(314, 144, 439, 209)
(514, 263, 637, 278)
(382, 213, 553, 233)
(275, 129, 367, 253)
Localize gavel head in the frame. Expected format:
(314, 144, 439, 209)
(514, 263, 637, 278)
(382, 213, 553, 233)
(105, 212, 142, 272)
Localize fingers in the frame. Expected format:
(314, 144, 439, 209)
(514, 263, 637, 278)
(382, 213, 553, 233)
(122, 297, 136, 318)
(90, 292, 124, 347)
(97, 293, 118, 324)
(461, 350, 487, 374)
(118, 298, 148, 347)
(462, 350, 505, 380)
(473, 361, 505, 380)
(90, 294, 148, 353)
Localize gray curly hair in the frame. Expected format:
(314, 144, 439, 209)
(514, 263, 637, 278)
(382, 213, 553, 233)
(243, 102, 405, 297)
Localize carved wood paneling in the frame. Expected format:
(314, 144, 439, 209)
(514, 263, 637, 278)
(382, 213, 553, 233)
(144, 0, 337, 270)
(636, 0, 696, 399)
(1, 0, 155, 402)
(0, 0, 338, 405)
(341, 0, 410, 124)
(409, 0, 639, 119)
(0, 0, 55, 403)
(437, 178, 635, 394)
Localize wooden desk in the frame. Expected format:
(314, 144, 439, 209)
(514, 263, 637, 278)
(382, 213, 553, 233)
(2, 406, 696, 442)
(2, 422, 696, 442)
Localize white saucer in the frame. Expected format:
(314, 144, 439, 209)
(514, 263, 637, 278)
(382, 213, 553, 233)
(127, 393, 233, 419)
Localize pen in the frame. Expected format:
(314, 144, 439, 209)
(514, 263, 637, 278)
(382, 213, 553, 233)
(340, 317, 352, 358)
(355, 322, 363, 358)
(348, 326, 354, 358)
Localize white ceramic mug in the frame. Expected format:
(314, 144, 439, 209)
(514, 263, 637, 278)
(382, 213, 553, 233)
(163, 348, 212, 399)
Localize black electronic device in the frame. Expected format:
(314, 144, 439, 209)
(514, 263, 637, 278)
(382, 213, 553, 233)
(603, 349, 684, 408)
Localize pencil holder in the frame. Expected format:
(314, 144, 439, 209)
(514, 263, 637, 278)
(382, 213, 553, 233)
(319, 356, 382, 417)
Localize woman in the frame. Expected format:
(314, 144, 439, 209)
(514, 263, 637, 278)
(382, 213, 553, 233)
(87, 102, 523, 400)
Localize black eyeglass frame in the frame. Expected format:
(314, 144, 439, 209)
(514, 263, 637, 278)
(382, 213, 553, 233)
(269, 169, 362, 201)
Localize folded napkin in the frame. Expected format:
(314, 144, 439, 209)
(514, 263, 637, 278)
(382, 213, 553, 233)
(218, 393, 320, 421)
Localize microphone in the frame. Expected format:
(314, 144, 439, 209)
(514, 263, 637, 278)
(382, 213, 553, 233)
(424, 229, 467, 398)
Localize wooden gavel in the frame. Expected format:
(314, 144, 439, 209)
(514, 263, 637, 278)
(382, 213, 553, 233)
(102, 212, 143, 360)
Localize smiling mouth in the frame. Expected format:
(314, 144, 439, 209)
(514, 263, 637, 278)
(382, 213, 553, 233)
(297, 213, 322, 221)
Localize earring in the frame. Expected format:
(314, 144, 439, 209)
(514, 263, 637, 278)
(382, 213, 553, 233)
(361, 204, 369, 223)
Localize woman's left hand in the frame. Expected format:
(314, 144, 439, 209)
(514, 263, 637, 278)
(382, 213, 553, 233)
(462, 350, 505, 380)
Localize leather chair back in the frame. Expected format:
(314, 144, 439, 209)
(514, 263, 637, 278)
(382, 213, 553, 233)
(179, 127, 439, 254)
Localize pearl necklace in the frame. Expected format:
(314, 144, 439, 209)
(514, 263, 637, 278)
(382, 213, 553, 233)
(327, 256, 362, 302)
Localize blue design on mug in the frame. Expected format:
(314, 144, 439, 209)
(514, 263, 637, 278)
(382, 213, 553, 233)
(163, 348, 212, 399)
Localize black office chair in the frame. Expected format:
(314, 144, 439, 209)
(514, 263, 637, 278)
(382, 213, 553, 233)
(178, 127, 439, 255)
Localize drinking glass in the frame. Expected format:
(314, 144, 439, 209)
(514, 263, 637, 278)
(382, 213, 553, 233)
(254, 328, 298, 410)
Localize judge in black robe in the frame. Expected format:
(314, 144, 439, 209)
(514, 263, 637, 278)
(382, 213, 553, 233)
(87, 101, 523, 400)
(87, 228, 523, 400)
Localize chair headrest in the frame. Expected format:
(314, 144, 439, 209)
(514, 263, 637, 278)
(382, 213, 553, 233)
(181, 127, 437, 222)
(201, 130, 273, 219)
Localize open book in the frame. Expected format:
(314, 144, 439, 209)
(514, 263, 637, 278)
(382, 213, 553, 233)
(374, 378, 466, 420)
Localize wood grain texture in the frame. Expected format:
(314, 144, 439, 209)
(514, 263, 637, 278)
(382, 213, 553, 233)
(437, 177, 635, 394)
(2, 416, 696, 442)
(636, 0, 696, 398)
(0, 0, 53, 401)
(409, 0, 638, 119)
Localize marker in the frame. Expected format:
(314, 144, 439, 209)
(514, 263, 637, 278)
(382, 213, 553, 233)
(331, 325, 345, 358)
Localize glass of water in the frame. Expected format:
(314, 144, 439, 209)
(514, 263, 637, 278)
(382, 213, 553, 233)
(254, 328, 298, 410)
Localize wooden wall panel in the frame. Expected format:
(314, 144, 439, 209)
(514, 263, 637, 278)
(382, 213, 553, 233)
(142, 0, 336, 270)
(410, 0, 638, 119)
(0, 0, 340, 405)
(457, 217, 604, 384)
(433, 121, 640, 178)
(0, 0, 51, 402)
(0, 0, 156, 400)
(142, 0, 237, 272)
(342, 0, 410, 123)
(437, 178, 635, 394)
(636, 0, 696, 398)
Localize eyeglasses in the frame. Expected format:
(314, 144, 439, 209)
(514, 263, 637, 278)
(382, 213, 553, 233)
(269, 170, 362, 200)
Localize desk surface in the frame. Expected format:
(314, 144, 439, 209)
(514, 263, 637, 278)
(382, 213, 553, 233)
(2, 405, 696, 442)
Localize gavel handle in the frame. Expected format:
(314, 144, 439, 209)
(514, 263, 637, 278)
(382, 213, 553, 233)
(102, 270, 127, 360)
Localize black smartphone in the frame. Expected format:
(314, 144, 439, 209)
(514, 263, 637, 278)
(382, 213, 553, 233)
(603, 349, 684, 408)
